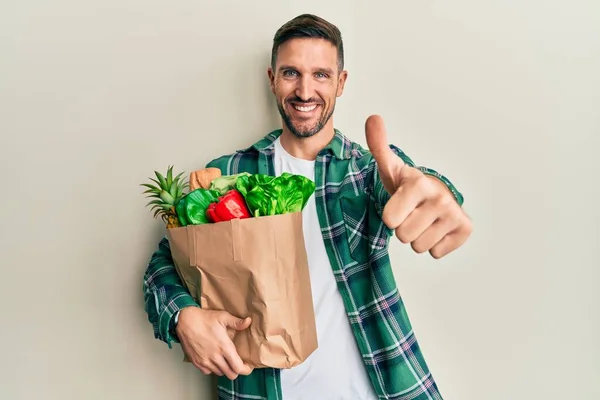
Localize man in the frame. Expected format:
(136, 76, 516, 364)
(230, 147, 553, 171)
(143, 13, 472, 400)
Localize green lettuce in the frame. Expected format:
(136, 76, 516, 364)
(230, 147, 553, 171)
(175, 188, 220, 226)
(235, 172, 315, 217)
(209, 172, 251, 195)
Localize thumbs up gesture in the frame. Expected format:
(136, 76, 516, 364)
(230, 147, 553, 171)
(365, 115, 472, 259)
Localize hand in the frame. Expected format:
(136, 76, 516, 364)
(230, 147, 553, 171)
(365, 115, 472, 259)
(176, 307, 254, 380)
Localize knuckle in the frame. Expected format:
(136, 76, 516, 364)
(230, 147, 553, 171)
(449, 209, 470, 232)
(433, 193, 454, 210)
(416, 175, 434, 194)
(463, 218, 474, 235)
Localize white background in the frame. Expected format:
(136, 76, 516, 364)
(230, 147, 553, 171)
(1, 1, 598, 399)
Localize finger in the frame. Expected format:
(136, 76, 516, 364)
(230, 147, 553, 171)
(226, 318, 252, 342)
(198, 365, 212, 375)
(223, 344, 253, 376)
(365, 115, 399, 168)
(411, 217, 457, 254)
(213, 355, 238, 380)
(382, 185, 426, 229)
(203, 360, 223, 376)
(221, 314, 252, 331)
(429, 221, 472, 259)
(234, 317, 252, 331)
(395, 201, 440, 244)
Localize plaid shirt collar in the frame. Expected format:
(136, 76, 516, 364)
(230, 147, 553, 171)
(239, 128, 368, 160)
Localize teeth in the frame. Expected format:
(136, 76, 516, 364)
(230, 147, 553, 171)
(293, 104, 317, 112)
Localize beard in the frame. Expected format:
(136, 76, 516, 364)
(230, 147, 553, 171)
(276, 96, 335, 139)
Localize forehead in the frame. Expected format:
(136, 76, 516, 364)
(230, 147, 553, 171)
(275, 38, 338, 70)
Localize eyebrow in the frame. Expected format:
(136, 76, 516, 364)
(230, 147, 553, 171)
(278, 65, 335, 76)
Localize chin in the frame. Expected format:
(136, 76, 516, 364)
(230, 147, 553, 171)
(291, 130, 318, 139)
(286, 121, 322, 138)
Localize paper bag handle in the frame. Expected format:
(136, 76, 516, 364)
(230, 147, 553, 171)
(186, 220, 242, 265)
(187, 226, 197, 267)
(230, 218, 242, 262)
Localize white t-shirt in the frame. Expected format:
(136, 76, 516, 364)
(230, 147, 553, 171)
(274, 137, 378, 400)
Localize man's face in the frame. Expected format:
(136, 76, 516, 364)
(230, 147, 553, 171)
(268, 38, 347, 139)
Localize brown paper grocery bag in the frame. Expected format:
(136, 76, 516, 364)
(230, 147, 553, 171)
(166, 211, 318, 369)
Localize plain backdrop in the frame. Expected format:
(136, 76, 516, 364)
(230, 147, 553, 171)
(1, 1, 599, 399)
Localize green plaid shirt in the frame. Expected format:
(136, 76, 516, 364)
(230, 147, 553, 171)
(143, 128, 464, 400)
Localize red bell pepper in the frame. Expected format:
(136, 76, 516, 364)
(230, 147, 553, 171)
(205, 189, 251, 222)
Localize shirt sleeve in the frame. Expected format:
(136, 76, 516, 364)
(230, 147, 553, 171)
(372, 144, 464, 214)
(142, 236, 200, 348)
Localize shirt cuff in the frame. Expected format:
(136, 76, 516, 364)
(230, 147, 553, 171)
(159, 294, 200, 348)
(417, 166, 464, 206)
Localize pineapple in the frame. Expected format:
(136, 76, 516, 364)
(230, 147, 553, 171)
(141, 165, 188, 228)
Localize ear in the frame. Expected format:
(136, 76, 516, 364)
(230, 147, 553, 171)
(336, 70, 348, 97)
(267, 67, 276, 94)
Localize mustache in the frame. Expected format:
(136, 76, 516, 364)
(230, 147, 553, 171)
(286, 97, 324, 105)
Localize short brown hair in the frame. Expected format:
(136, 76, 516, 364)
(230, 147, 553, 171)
(271, 14, 344, 72)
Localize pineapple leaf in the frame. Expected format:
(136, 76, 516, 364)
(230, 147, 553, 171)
(159, 190, 175, 205)
(169, 181, 178, 199)
(154, 171, 167, 189)
(173, 171, 186, 184)
(149, 206, 165, 214)
(146, 199, 164, 207)
(142, 166, 188, 221)
(140, 183, 159, 191)
(149, 177, 162, 188)
(166, 166, 173, 187)
(142, 187, 161, 194)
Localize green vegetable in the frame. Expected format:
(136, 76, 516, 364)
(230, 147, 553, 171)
(176, 188, 220, 225)
(209, 172, 251, 195)
(235, 172, 315, 217)
(175, 196, 189, 226)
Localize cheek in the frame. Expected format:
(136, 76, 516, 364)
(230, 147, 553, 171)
(275, 86, 294, 101)
(321, 91, 337, 108)
(321, 83, 338, 101)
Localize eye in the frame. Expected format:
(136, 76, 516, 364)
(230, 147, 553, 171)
(315, 72, 329, 79)
(282, 69, 298, 77)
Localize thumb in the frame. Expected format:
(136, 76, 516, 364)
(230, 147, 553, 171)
(365, 115, 402, 168)
(221, 314, 252, 331)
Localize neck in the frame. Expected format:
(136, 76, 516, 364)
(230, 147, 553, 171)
(279, 121, 335, 161)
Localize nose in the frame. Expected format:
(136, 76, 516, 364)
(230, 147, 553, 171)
(295, 75, 314, 101)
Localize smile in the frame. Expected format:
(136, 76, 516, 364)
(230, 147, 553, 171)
(291, 104, 319, 113)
